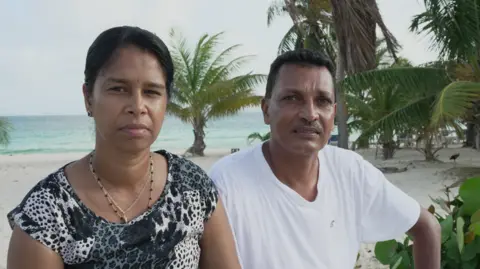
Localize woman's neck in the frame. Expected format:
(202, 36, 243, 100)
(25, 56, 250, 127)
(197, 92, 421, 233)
(91, 144, 151, 189)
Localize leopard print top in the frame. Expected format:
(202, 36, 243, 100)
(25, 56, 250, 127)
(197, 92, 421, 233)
(7, 150, 218, 269)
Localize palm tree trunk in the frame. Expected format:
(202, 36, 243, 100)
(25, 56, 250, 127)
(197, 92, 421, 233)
(187, 125, 206, 156)
(465, 123, 475, 148)
(475, 124, 480, 150)
(335, 53, 349, 149)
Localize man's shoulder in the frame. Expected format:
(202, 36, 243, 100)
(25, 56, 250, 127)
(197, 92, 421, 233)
(210, 145, 259, 173)
(321, 145, 365, 165)
(208, 145, 260, 186)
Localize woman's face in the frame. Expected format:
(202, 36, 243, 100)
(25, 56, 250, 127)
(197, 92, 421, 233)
(83, 45, 168, 153)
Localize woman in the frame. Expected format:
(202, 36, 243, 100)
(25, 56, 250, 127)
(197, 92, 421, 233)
(6, 26, 241, 269)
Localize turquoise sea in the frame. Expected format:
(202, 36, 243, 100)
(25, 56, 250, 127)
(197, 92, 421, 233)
(0, 111, 272, 155)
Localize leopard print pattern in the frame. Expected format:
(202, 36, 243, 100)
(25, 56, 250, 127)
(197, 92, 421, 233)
(7, 150, 218, 269)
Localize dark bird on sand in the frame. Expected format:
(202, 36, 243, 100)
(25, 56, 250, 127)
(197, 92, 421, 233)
(450, 153, 460, 164)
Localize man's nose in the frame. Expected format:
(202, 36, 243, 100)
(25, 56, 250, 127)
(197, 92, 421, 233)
(299, 100, 319, 122)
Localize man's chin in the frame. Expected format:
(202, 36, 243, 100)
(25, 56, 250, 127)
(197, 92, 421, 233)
(287, 140, 326, 156)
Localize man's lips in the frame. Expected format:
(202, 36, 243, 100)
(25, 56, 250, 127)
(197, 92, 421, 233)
(294, 126, 321, 135)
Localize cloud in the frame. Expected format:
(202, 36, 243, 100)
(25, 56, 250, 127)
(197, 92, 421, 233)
(0, 0, 439, 116)
(0, 0, 197, 115)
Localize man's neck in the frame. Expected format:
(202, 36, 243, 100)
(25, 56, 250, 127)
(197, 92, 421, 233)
(263, 141, 319, 201)
(91, 143, 151, 189)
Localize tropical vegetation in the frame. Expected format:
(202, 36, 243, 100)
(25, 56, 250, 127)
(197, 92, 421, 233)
(247, 131, 271, 144)
(0, 118, 11, 147)
(374, 176, 480, 268)
(166, 29, 266, 156)
(262, 0, 480, 161)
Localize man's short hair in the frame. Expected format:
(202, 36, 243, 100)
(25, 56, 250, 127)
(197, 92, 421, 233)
(265, 49, 335, 100)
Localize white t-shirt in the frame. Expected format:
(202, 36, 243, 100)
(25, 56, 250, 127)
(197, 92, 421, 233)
(208, 144, 421, 269)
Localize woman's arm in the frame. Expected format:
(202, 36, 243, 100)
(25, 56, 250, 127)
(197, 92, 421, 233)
(7, 226, 64, 269)
(199, 198, 241, 269)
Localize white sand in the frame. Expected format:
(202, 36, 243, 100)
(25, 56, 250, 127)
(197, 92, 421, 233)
(1, 146, 479, 268)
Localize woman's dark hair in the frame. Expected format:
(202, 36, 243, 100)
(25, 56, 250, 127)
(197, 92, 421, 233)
(84, 26, 174, 97)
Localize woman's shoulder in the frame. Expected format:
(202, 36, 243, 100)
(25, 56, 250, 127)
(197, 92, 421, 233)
(7, 166, 70, 224)
(155, 149, 212, 188)
(7, 165, 76, 254)
(155, 150, 219, 221)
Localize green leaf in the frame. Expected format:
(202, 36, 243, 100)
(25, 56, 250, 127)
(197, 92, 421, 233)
(430, 82, 480, 128)
(445, 234, 461, 263)
(469, 222, 480, 236)
(457, 217, 465, 253)
(390, 255, 403, 269)
(374, 240, 398, 265)
(459, 177, 480, 215)
(461, 242, 478, 262)
(471, 209, 480, 224)
(398, 250, 412, 269)
(461, 259, 479, 269)
(441, 215, 454, 243)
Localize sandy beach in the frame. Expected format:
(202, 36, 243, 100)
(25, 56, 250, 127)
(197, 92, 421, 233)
(1, 146, 479, 268)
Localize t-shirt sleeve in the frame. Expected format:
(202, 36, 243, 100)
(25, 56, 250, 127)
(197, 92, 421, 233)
(359, 159, 421, 243)
(7, 180, 66, 254)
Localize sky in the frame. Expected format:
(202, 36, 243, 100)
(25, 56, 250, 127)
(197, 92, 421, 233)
(0, 0, 439, 116)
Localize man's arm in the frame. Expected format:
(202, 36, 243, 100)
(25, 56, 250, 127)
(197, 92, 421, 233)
(407, 208, 441, 269)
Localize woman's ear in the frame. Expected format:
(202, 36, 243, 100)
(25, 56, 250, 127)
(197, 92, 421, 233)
(82, 84, 92, 116)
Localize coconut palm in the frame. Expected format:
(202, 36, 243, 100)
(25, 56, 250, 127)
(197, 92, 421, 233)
(342, 64, 480, 160)
(267, 0, 400, 149)
(167, 29, 266, 156)
(329, 0, 401, 149)
(410, 0, 480, 149)
(0, 118, 11, 146)
(266, 0, 336, 59)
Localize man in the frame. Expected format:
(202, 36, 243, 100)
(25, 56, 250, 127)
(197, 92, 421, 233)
(208, 49, 441, 269)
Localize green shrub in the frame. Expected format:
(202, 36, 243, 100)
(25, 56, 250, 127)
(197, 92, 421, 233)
(374, 177, 480, 269)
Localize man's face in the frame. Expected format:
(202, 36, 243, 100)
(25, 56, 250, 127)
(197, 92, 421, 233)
(262, 64, 336, 155)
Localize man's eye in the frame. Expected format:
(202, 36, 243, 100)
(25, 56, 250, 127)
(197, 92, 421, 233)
(109, 86, 125, 92)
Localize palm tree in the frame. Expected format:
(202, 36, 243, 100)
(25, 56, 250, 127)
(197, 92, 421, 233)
(329, 0, 401, 149)
(167, 29, 266, 156)
(342, 64, 480, 161)
(247, 131, 271, 144)
(267, 0, 400, 150)
(266, 0, 336, 60)
(410, 0, 480, 150)
(0, 118, 11, 147)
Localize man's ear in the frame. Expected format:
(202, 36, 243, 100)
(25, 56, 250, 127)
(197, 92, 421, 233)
(261, 98, 270, 125)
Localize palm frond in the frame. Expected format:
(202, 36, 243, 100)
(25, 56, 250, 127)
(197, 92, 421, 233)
(207, 93, 262, 120)
(410, 0, 480, 62)
(166, 102, 192, 124)
(340, 67, 450, 96)
(278, 25, 302, 54)
(0, 118, 12, 146)
(267, 0, 288, 26)
(431, 81, 480, 127)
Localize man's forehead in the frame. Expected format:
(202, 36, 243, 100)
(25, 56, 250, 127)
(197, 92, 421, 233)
(274, 64, 334, 94)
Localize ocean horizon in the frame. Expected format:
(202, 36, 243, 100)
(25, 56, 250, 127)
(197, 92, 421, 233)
(0, 111, 273, 155)
(1, 110, 354, 155)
